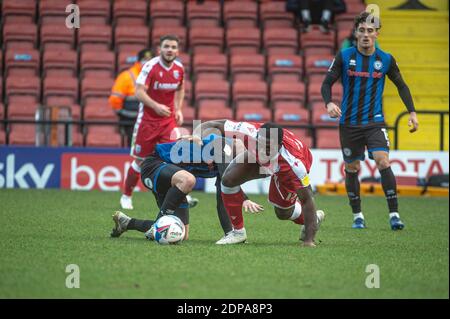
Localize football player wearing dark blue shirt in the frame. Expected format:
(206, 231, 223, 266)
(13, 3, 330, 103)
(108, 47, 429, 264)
(111, 134, 263, 242)
(321, 11, 419, 230)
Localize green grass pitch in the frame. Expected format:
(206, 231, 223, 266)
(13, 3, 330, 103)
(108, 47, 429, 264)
(0, 189, 448, 298)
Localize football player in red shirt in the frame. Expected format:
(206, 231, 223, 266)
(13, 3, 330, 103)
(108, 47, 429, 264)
(120, 34, 186, 210)
(195, 120, 325, 247)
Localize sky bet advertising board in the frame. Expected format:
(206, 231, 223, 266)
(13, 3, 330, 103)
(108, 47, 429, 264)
(1, 146, 448, 193)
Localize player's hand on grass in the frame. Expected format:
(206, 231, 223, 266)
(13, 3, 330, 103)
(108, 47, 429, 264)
(408, 112, 419, 133)
(326, 102, 342, 118)
(243, 200, 264, 214)
(153, 103, 171, 117)
(175, 109, 184, 126)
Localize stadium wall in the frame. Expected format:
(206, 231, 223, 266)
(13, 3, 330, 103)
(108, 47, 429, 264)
(0, 146, 448, 193)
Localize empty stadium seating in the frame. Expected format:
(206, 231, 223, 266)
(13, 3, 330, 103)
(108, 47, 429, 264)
(0, 0, 447, 150)
(150, 0, 184, 27)
(193, 54, 228, 80)
(230, 54, 265, 81)
(187, 0, 221, 27)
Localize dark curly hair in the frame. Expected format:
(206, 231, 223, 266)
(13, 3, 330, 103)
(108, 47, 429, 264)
(354, 11, 381, 31)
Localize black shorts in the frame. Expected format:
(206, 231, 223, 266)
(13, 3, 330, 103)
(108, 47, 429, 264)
(140, 156, 189, 225)
(339, 125, 390, 163)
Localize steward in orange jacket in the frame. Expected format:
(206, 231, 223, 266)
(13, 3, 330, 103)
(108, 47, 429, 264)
(109, 48, 153, 145)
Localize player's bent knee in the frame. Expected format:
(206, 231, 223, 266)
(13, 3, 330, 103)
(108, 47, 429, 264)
(345, 162, 360, 173)
(274, 207, 293, 220)
(376, 159, 390, 170)
(173, 171, 196, 192)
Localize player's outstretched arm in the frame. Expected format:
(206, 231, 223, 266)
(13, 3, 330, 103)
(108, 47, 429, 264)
(296, 186, 318, 247)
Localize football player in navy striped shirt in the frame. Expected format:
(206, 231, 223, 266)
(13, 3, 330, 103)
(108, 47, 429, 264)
(321, 11, 419, 230)
(111, 134, 263, 242)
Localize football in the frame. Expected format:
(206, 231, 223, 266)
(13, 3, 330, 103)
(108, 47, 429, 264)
(153, 215, 185, 245)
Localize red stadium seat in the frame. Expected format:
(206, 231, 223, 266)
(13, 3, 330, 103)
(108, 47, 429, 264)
(187, 0, 220, 27)
(43, 76, 79, 106)
(300, 26, 335, 56)
(114, 25, 150, 53)
(150, 0, 184, 27)
(230, 54, 265, 81)
(86, 126, 122, 148)
(268, 54, 303, 82)
(8, 124, 36, 145)
(260, 1, 295, 28)
(152, 27, 187, 51)
(43, 50, 78, 77)
(81, 77, 114, 105)
(335, 1, 366, 24)
(236, 103, 272, 122)
(177, 53, 191, 78)
(80, 50, 115, 78)
(193, 53, 227, 80)
(70, 125, 84, 147)
(271, 81, 306, 108)
(316, 129, 340, 149)
(184, 79, 192, 105)
(7, 100, 39, 119)
(289, 128, 312, 148)
(195, 80, 230, 108)
(0, 77, 2, 103)
(2, 0, 36, 24)
(45, 99, 81, 120)
(83, 99, 117, 121)
(39, 0, 71, 25)
(117, 51, 138, 73)
(0, 127, 5, 145)
(113, 0, 147, 26)
(189, 27, 224, 54)
(233, 80, 268, 109)
(2, 23, 37, 50)
(77, 0, 111, 25)
(263, 27, 299, 55)
(226, 28, 261, 54)
(197, 101, 233, 121)
(4, 49, 39, 76)
(274, 105, 309, 125)
(224, 1, 258, 29)
(305, 54, 334, 77)
(0, 103, 4, 120)
(182, 105, 196, 122)
(0, 51, 3, 75)
(40, 24, 75, 51)
(6, 75, 40, 103)
(78, 25, 112, 52)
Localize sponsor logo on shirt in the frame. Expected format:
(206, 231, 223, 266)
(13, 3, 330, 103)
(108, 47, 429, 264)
(153, 81, 180, 90)
(347, 70, 383, 78)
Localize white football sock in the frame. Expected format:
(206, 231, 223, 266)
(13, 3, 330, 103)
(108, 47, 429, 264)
(353, 212, 364, 220)
(389, 212, 400, 219)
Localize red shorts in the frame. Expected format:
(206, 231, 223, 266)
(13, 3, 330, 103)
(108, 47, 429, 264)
(268, 170, 304, 209)
(130, 119, 179, 159)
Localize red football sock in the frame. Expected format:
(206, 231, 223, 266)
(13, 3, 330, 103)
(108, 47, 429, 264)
(292, 214, 304, 225)
(221, 189, 245, 230)
(123, 164, 140, 196)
